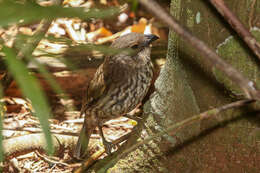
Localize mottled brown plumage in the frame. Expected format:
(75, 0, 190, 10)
(74, 33, 158, 159)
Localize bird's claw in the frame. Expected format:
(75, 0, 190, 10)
(103, 140, 115, 154)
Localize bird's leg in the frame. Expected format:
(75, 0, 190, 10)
(98, 123, 114, 154)
(124, 106, 143, 121)
(124, 114, 142, 121)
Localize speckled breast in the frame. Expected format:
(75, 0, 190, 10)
(90, 61, 153, 123)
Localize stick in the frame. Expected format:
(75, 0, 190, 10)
(139, 0, 260, 100)
(97, 99, 254, 172)
(209, 0, 260, 60)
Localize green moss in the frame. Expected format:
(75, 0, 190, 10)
(206, 109, 219, 116)
(186, 9, 195, 28)
(213, 28, 260, 95)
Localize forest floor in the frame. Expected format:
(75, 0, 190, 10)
(0, 0, 169, 172)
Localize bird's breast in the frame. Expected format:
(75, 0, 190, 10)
(91, 61, 153, 122)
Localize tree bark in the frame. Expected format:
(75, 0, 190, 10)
(89, 0, 260, 172)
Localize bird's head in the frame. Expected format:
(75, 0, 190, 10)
(111, 33, 159, 63)
(111, 32, 159, 49)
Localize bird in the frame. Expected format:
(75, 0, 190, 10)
(73, 32, 159, 159)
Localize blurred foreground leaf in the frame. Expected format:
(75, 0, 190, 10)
(0, 85, 4, 162)
(15, 34, 66, 98)
(0, 0, 120, 26)
(2, 46, 53, 154)
(131, 0, 139, 12)
(68, 44, 135, 56)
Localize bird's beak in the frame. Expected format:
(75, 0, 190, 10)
(144, 34, 159, 46)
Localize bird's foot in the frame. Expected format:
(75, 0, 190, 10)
(102, 140, 115, 154)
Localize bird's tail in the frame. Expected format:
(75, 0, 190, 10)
(73, 116, 95, 159)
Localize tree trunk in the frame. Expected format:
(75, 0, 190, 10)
(92, 0, 260, 172)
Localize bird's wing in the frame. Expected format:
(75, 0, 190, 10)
(80, 63, 106, 113)
(80, 57, 123, 112)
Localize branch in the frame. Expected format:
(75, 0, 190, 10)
(209, 0, 260, 60)
(74, 132, 134, 172)
(98, 99, 254, 172)
(3, 133, 78, 158)
(3, 127, 79, 136)
(16, 0, 63, 59)
(139, 0, 260, 100)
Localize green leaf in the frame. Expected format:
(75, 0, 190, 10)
(2, 46, 54, 154)
(15, 33, 66, 99)
(0, 84, 4, 162)
(0, 0, 120, 26)
(131, 0, 139, 12)
(69, 44, 135, 56)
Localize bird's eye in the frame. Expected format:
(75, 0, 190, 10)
(131, 44, 139, 49)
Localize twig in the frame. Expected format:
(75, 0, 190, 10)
(63, 118, 84, 124)
(10, 158, 22, 172)
(249, 0, 256, 28)
(209, 0, 260, 60)
(16, 0, 62, 59)
(74, 131, 132, 172)
(98, 99, 254, 171)
(35, 150, 69, 167)
(3, 133, 78, 158)
(50, 124, 75, 131)
(3, 127, 79, 136)
(74, 149, 105, 173)
(139, 0, 260, 100)
(16, 20, 52, 59)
